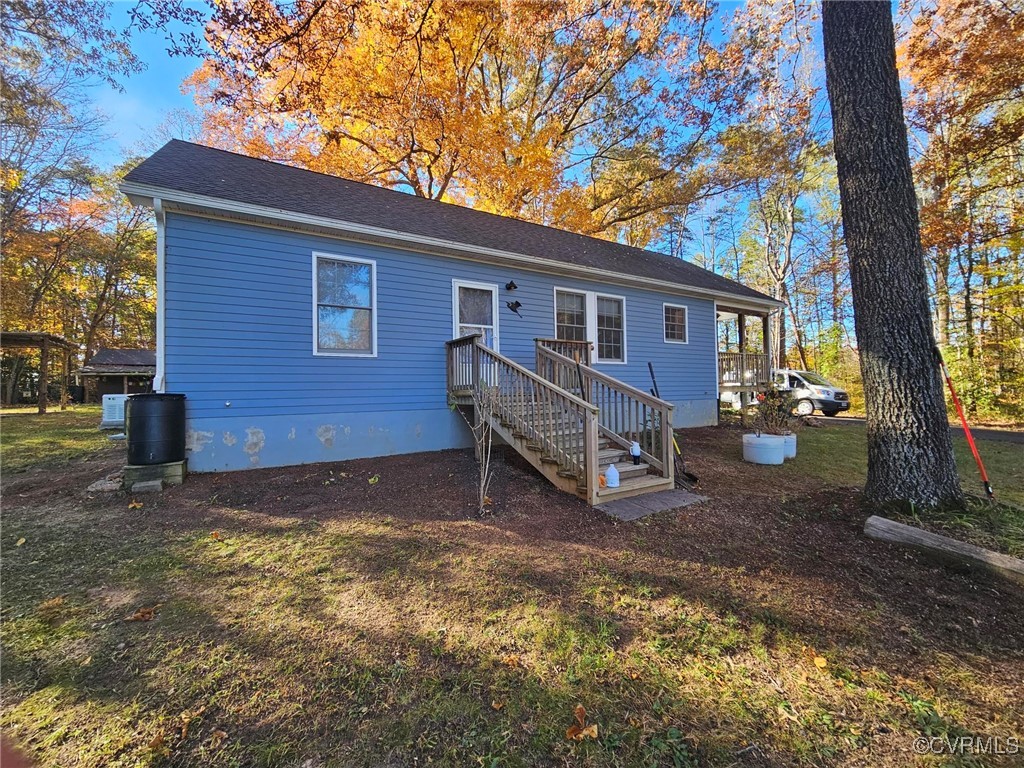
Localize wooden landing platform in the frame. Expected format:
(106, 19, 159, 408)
(596, 487, 706, 521)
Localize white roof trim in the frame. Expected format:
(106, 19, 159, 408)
(120, 181, 784, 312)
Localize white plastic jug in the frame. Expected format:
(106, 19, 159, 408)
(606, 461, 620, 488)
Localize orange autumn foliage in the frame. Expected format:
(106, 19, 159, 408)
(186, 0, 750, 246)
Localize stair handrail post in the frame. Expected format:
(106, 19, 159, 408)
(584, 407, 599, 505)
(471, 336, 481, 392)
(661, 403, 675, 485)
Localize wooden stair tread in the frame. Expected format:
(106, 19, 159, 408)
(596, 475, 674, 498)
(604, 460, 651, 477)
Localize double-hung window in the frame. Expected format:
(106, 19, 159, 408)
(554, 288, 626, 363)
(596, 296, 624, 362)
(555, 290, 587, 342)
(663, 303, 688, 344)
(314, 253, 376, 356)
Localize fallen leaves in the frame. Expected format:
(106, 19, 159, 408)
(368, 474, 380, 485)
(567, 723, 599, 741)
(210, 531, 222, 541)
(777, 704, 801, 724)
(802, 645, 829, 671)
(179, 706, 205, 739)
(15, 537, 26, 546)
(126, 605, 159, 622)
(148, 733, 169, 756)
(491, 700, 504, 711)
(128, 499, 143, 510)
(209, 729, 228, 748)
(565, 704, 599, 741)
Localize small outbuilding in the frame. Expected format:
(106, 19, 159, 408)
(78, 348, 156, 402)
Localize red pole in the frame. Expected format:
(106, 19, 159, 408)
(935, 347, 994, 500)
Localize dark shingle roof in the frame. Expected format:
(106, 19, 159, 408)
(124, 140, 775, 304)
(88, 348, 156, 367)
(80, 348, 156, 375)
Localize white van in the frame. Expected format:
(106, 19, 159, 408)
(773, 369, 850, 417)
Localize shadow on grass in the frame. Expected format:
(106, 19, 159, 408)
(3, 442, 1022, 767)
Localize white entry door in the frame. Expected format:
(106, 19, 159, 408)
(453, 280, 499, 351)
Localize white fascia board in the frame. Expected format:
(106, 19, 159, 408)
(120, 181, 785, 313)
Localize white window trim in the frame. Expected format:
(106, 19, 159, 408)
(663, 302, 689, 344)
(312, 251, 378, 358)
(452, 279, 500, 352)
(552, 287, 588, 346)
(552, 286, 627, 365)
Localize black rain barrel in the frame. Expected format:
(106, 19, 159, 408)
(126, 393, 186, 465)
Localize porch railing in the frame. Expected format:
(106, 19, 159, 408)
(446, 335, 600, 495)
(718, 352, 770, 386)
(535, 344, 674, 479)
(534, 338, 593, 367)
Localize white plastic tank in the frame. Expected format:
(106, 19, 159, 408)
(742, 433, 786, 465)
(782, 433, 797, 459)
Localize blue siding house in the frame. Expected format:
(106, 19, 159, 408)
(122, 141, 779, 504)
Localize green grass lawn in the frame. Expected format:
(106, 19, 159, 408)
(780, 424, 1023, 505)
(2, 416, 1022, 767)
(777, 424, 1023, 556)
(1, 406, 111, 473)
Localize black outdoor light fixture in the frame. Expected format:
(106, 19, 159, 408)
(505, 280, 518, 291)
(506, 300, 523, 318)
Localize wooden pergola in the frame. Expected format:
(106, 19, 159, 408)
(0, 331, 76, 414)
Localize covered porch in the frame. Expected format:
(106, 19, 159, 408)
(716, 306, 772, 393)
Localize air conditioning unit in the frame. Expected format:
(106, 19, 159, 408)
(101, 394, 129, 429)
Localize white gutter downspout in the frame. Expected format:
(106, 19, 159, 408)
(153, 198, 166, 392)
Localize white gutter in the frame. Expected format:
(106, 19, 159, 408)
(153, 197, 166, 392)
(121, 181, 784, 313)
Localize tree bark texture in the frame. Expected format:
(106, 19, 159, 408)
(822, 1, 963, 507)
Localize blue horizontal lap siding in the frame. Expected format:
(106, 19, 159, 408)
(164, 212, 718, 470)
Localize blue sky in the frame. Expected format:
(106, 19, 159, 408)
(89, 2, 207, 165)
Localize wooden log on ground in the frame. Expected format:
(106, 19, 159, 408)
(864, 515, 1024, 586)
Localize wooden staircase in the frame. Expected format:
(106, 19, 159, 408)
(446, 336, 675, 505)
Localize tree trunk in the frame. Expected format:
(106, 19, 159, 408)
(822, 0, 963, 507)
(933, 247, 951, 346)
(775, 280, 788, 366)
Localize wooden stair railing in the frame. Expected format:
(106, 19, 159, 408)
(534, 338, 593, 367)
(535, 344, 675, 483)
(446, 335, 601, 503)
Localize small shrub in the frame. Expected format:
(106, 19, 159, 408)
(752, 386, 795, 435)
